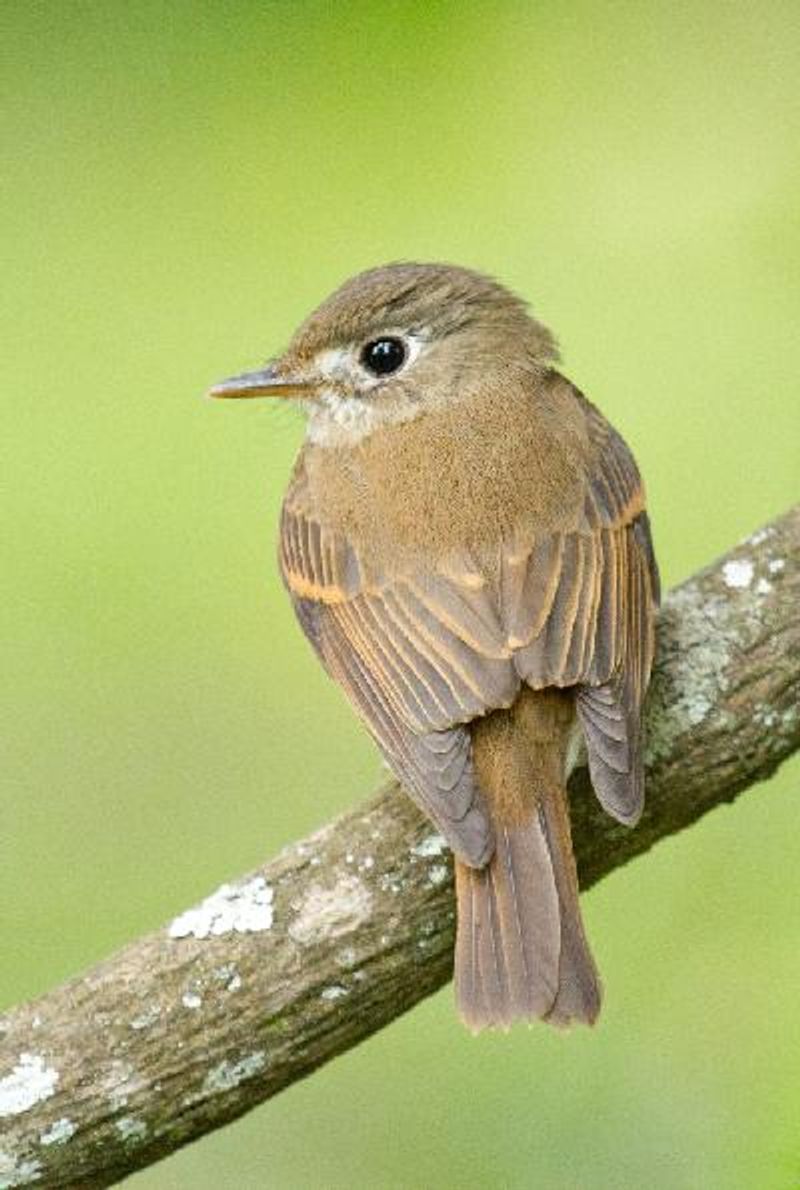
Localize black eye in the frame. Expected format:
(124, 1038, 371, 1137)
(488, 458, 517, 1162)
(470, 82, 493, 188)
(360, 337, 407, 377)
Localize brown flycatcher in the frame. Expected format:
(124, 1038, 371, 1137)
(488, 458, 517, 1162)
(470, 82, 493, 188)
(210, 263, 659, 1031)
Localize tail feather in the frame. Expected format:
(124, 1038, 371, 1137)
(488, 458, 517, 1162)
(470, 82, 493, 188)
(454, 789, 601, 1031)
(539, 792, 602, 1027)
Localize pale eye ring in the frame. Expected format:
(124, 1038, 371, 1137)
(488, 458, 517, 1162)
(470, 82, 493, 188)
(360, 337, 407, 377)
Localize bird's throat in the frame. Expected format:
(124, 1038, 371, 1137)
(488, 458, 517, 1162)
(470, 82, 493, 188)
(304, 388, 426, 448)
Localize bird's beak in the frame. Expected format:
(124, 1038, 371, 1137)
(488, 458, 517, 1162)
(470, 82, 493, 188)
(207, 363, 310, 400)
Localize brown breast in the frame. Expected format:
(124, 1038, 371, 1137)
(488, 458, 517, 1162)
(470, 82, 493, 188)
(284, 370, 593, 577)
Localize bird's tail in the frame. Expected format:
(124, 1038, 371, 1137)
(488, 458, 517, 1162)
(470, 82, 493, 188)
(455, 697, 601, 1031)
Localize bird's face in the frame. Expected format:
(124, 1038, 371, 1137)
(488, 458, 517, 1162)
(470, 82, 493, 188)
(210, 263, 557, 447)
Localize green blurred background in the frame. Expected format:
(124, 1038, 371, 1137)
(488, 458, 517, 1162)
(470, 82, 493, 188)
(2, 2, 799, 1186)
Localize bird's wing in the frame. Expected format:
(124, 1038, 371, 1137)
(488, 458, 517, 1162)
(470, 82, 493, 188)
(505, 393, 659, 823)
(279, 506, 519, 867)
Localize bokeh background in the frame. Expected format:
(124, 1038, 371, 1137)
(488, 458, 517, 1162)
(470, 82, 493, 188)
(3, 2, 799, 1186)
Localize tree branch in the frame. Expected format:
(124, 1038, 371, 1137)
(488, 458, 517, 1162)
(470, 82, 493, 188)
(2, 507, 799, 1189)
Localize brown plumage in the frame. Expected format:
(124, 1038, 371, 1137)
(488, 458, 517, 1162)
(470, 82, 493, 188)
(211, 262, 659, 1031)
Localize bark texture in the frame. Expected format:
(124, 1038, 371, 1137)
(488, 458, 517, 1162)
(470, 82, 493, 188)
(1, 507, 798, 1189)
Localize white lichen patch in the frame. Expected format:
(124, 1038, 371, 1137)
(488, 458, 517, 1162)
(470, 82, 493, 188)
(181, 992, 202, 1010)
(768, 558, 785, 574)
(722, 558, 754, 589)
(748, 526, 775, 546)
(411, 833, 446, 859)
(753, 704, 778, 728)
(102, 1060, 145, 1112)
(289, 875, 372, 947)
(427, 864, 448, 887)
(755, 577, 772, 595)
(129, 1005, 161, 1031)
(192, 1053, 266, 1101)
(0, 1149, 42, 1187)
(40, 1117, 76, 1146)
(320, 985, 348, 1001)
(0, 1054, 59, 1118)
(169, 876, 274, 940)
(115, 1116, 147, 1144)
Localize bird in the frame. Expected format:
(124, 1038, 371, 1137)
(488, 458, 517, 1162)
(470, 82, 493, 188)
(210, 263, 659, 1031)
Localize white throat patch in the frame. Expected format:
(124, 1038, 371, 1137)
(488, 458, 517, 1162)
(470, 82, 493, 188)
(304, 388, 423, 447)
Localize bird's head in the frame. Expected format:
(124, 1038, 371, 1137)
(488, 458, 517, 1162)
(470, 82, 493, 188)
(209, 263, 558, 446)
